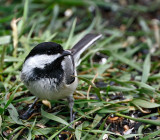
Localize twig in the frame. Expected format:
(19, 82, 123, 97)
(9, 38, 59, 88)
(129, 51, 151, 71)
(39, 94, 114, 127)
(87, 72, 98, 100)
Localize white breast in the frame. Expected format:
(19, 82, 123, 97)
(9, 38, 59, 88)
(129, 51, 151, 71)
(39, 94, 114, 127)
(26, 76, 78, 100)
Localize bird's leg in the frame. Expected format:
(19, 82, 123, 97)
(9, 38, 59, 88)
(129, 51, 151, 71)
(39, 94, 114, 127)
(20, 97, 38, 120)
(67, 95, 74, 123)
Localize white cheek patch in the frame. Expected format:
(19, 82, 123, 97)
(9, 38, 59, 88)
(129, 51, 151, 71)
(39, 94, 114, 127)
(22, 54, 60, 76)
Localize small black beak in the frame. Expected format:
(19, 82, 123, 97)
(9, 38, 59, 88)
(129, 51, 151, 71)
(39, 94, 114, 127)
(61, 50, 71, 57)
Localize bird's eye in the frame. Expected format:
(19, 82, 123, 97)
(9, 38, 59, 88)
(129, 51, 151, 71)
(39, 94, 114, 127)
(47, 50, 52, 55)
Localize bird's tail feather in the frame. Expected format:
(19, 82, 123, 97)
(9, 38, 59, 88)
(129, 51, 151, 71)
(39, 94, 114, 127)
(71, 34, 102, 66)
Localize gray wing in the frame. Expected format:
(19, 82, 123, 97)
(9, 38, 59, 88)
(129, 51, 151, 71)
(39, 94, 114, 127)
(71, 34, 102, 66)
(63, 55, 75, 85)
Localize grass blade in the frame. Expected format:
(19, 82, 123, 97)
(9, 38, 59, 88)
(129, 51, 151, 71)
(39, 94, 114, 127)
(116, 112, 160, 126)
(41, 107, 69, 126)
(75, 123, 82, 140)
(140, 129, 160, 140)
(141, 54, 150, 83)
(111, 52, 142, 71)
(64, 18, 77, 49)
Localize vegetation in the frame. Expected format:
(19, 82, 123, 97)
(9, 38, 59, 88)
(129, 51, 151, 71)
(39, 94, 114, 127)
(0, 0, 160, 139)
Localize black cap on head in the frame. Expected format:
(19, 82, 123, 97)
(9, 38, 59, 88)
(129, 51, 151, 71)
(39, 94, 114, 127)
(25, 42, 64, 61)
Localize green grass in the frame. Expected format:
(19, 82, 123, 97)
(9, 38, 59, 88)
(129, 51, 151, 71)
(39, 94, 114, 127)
(0, 0, 160, 139)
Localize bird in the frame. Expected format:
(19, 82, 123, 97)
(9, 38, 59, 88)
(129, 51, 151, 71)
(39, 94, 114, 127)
(20, 33, 102, 122)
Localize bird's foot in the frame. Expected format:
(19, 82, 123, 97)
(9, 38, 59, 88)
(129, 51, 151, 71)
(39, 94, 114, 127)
(20, 98, 38, 120)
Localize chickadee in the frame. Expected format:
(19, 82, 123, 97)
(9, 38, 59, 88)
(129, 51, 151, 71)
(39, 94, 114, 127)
(21, 34, 102, 122)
